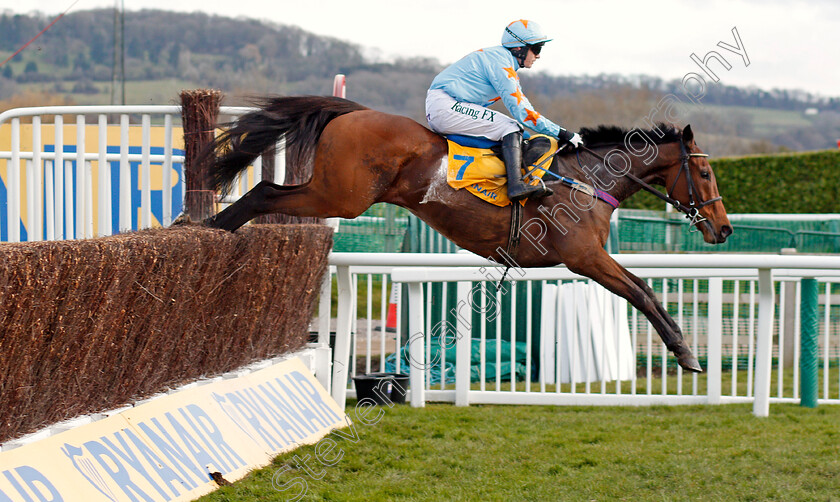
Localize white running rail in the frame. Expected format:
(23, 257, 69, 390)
(324, 252, 840, 417)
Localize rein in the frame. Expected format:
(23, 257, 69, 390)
(577, 142, 721, 231)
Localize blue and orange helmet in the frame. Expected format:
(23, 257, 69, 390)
(501, 19, 552, 48)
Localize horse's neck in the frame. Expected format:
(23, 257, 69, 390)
(563, 143, 679, 203)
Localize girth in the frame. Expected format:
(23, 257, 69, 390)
(506, 201, 523, 260)
(497, 201, 523, 288)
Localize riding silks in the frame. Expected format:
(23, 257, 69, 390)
(446, 135, 557, 207)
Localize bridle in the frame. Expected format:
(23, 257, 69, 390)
(667, 140, 722, 230)
(577, 139, 722, 231)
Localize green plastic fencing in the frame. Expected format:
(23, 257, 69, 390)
(402, 214, 461, 253)
(332, 204, 408, 253)
(616, 210, 840, 253)
(330, 194, 840, 255)
(335, 206, 840, 255)
(400, 210, 840, 255)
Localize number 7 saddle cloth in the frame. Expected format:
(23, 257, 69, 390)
(445, 134, 558, 207)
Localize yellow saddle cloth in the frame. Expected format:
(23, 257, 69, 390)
(446, 135, 559, 207)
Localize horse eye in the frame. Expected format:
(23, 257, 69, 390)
(700, 171, 711, 180)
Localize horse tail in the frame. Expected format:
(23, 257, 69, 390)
(203, 96, 367, 195)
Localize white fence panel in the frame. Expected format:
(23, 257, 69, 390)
(323, 253, 840, 417)
(0, 105, 257, 242)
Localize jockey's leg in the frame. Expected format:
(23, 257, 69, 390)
(503, 130, 552, 201)
(425, 89, 516, 139)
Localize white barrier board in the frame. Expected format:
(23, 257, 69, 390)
(543, 281, 634, 384)
(0, 357, 347, 501)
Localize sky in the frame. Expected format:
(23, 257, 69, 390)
(8, 0, 840, 98)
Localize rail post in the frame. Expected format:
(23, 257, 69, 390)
(407, 282, 426, 407)
(455, 281, 472, 406)
(314, 268, 333, 393)
(331, 265, 354, 409)
(753, 268, 775, 417)
(707, 278, 723, 404)
(799, 277, 819, 408)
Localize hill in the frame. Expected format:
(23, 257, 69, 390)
(1, 9, 839, 156)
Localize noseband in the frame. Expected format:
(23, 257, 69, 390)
(578, 139, 722, 231)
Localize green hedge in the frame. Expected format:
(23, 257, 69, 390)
(622, 150, 840, 214)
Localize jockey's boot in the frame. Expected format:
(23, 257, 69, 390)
(503, 131, 552, 202)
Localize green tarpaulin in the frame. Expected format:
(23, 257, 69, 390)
(385, 337, 529, 385)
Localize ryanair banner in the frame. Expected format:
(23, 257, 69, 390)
(0, 358, 347, 501)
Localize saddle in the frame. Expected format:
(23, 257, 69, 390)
(445, 134, 557, 207)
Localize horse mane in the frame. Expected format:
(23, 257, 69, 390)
(577, 123, 681, 149)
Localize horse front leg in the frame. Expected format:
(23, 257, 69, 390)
(566, 249, 702, 373)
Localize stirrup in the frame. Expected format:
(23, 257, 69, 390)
(508, 183, 540, 202)
(509, 177, 552, 201)
(533, 177, 553, 198)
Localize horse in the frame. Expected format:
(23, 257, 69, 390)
(199, 95, 732, 373)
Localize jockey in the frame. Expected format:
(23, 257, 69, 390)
(426, 19, 583, 201)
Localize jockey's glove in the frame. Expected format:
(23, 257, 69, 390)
(558, 129, 584, 149)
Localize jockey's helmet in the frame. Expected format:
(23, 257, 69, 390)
(501, 19, 552, 49)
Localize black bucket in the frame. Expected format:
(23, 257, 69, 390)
(353, 372, 410, 405)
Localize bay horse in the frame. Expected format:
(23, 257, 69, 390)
(200, 96, 732, 373)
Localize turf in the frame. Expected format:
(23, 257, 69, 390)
(199, 400, 840, 501)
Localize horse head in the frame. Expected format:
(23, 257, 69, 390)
(662, 125, 733, 244)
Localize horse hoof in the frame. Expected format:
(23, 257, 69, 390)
(678, 354, 703, 373)
(171, 213, 193, 226)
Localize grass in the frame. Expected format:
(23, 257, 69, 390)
(199, 398, 840, 501)
(21, 78, 202, 107)
(122, 79, 204, 105)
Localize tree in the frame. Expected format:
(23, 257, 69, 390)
(74, 53, 91, 71)
(24, 61, 37, 74)
(2, 66, 12, 79)
(167, 42, 181, 70)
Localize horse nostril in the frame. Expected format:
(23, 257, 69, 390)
(721, 225, 733, 238)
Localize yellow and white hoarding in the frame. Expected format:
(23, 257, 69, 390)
(0, 358, 347, 501)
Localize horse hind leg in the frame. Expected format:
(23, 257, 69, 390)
(204, 180, 329, 232)
(625, 272, 682, 334)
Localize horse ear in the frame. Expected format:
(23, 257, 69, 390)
(683, 124, 694, 144)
